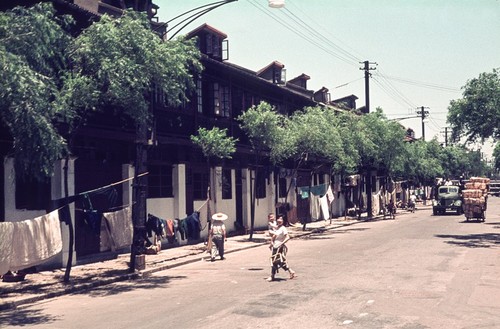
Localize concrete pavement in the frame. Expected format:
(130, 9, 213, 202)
(0, 207, 423, 311)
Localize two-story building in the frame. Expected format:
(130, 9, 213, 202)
(1, 0, 361, 269)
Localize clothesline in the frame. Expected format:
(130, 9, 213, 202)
(79, 172, 148, 197)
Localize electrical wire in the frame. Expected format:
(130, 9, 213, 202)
(373, 72, 461, 93)
(247, 0, 359, 67)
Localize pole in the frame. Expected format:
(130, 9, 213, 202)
(416, 106, 430, 141)
(130, 121, 148, 272)
(359, 60, 377, 218)
(445, 127, 448, 147)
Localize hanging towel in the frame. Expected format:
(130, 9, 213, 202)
(10, 210, 63, 271)
(102, 206, 133, 250)
(310, 183, 328, 196)
(326, 186, 334, 204)
(319, 195, 330, 220)
(0, 222, 14, 275)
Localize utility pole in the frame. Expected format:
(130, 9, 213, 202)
(359, 60, 377, 219)
(359, 61, 377, 113)
(444, 127, 449, 147)
(416, 106, 430, 141)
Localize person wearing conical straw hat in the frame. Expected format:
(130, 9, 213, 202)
(210, 212, 228, 262)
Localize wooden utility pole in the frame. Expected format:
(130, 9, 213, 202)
(416, 106, 430, 141)
(359, 60, 377, 218)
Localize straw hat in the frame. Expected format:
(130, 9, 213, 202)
(211, 212, 228, 221)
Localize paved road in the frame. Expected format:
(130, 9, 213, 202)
(1, 198, 499, 329)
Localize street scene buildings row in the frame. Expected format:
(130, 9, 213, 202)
(0, 0, 400, 270)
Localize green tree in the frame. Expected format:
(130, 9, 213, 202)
(70, 11, 202, 127)
(237, 101, 287, 239)
(448, 68, 500, 143)
(353, 108, 406, 216)
(190, 127, 237, 203)
(493, 143, 500, 172)
(0, 3, 73, 180)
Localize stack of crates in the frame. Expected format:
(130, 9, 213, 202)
(462, 177, 490, 218)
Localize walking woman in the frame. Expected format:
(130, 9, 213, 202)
(266, 215, 296, 281)
(210, 212, 227, 261)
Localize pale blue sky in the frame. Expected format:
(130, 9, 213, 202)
(155, 0, 499, 158)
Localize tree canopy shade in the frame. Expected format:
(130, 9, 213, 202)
(447, 68, 500, 143)
(0, 3, 72, 180)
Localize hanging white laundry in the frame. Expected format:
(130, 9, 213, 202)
(102, 206, 133, 249)
(326, 186, 334, 204)
(10, 210, 62, 271)
(0, 222, 14, 275)
(319, 195, 330, 220)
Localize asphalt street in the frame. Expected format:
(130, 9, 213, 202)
(1, 197, 499, 329)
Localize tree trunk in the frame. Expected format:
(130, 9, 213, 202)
(63, 155, 73, 283)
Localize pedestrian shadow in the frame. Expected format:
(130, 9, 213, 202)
(435, 233, 500, 248)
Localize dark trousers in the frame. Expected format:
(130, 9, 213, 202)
(211, 236, 224, 258)
(271, 245, 289, 276)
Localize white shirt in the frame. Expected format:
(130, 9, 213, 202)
(271, 225, 288, 248)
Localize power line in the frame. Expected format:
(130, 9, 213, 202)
(373, 72, 461, 93)
(247, 0, 359, 67)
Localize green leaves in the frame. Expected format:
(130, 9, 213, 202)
(71, 11, 202, 126)
(0, 3, 71, 180)
(448, 68, 500, 143)
(1, 5, 202, 181)
(237, 101, 290, 163)
(190, 127, 237, 161)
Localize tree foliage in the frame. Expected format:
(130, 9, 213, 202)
(1, 5, 202, 181)
(70, 10, 202, 126)
(237, 101, 290, 164)
(190, 127, 237, 161)
(448, 68, 500, 143)
(0, 3, 72, 180)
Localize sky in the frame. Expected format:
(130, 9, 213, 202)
(154, 0, 499, 159)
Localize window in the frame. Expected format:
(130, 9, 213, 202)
(222, 169, 232, 199)
(16, 175, 50, 210)
(206, 34, 221, 58)
(213, 82, 230, 117)
(196, 79, 203, 114)
(148, 165, 173, 198)
(213, 82, 220, 116)
(220, 85, 230, 117)
(279, 177, 287, 198)
(256, 170, 267, 199)
(193, 171, 210, 200)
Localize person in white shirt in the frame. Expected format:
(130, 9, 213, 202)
(210, 213, 227, 262)
(266, 215, 296, 282)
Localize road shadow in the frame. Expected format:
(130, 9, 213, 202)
(0, 274, 187, 327)
(435, 233, 500, 248)
(0, 307, 59, 327)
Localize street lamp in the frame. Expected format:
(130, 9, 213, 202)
(154, 0, 238, 40)
(268, 0, 286, 8)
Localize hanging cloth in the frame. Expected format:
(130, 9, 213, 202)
(326, 185, 335, 204)
(310, 183, 328, 196)
(10, 210, 63, 271)
(0, 222, 15, 275)
(101, 206, 133, 250)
